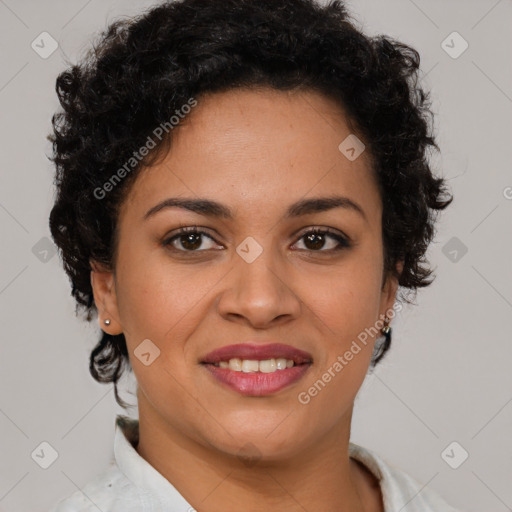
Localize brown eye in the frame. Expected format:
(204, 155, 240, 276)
(163, 227, 220, 252)
(293, 228, 350, 252)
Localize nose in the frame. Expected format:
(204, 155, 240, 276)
(216, 247, 302, 329)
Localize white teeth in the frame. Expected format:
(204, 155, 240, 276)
(217, 358, 295, 373)
(228, 358, 242, 371)
(259, 359, 276, 373)
(242, 359, 260, 373)
(276, 358, 287, 370)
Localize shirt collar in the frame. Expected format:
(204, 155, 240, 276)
(114, 414, 193, 508)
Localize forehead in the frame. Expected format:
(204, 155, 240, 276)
(120, 87, 381, 224)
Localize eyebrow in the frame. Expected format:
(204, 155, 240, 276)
(144, 195, 367, 222)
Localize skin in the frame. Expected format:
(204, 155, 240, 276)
(91, 87, 403, 512)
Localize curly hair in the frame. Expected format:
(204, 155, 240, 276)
(48, 0, 453, 408)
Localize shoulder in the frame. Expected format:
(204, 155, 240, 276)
(349, 443, 462, 512)
(382, 462, 461, 512)
(48, 463, 143, 512)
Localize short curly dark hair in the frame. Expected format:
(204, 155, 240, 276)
(49, 0, 453, 408)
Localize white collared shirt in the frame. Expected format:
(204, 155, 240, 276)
(49, 415, 461, 512)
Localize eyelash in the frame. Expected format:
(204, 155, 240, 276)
(162, 225, 351, 254)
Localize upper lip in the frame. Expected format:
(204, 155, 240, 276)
(201, 343, 313, 365)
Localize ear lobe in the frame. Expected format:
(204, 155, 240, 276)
(90, 259, 122, 334)
(381, 260, 404, 320)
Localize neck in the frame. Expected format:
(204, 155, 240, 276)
(135, 395, 375, 512)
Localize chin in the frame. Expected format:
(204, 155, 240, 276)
(202, 422, 312, 463)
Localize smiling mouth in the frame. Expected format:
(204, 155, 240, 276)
(200, 343, 313, 396)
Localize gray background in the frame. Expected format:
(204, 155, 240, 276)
(0, 0, 511, 511)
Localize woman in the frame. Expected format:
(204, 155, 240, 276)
(48, 0, 459, 510)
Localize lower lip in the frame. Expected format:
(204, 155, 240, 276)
(203, 363, 311, 396)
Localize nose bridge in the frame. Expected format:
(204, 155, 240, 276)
(217, 236, 301, 326)
(239, 240, 282, 289)
(236, 237, 287, 299)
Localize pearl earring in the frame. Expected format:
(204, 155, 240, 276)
(104, 319, 111, 326)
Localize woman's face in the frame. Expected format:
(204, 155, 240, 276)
(92, 87, 400, 460)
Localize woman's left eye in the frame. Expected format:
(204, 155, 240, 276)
(292, 228, 350, 252)
(162, 226, 350, 253)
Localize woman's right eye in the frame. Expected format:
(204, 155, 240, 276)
(162, 227, 222, 252)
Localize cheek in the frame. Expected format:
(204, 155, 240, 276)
(299, 255, 383, 335)
(296, 281, 380, 426)
(295, 249, 383, 402)
(114, 249, 223, 353)
(114, 261, 208, 411)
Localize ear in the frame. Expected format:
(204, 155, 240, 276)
(90, 259, 123, 335)
(379, 260, 404, 324)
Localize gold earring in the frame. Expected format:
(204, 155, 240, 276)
(381, 317, 391, 336)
